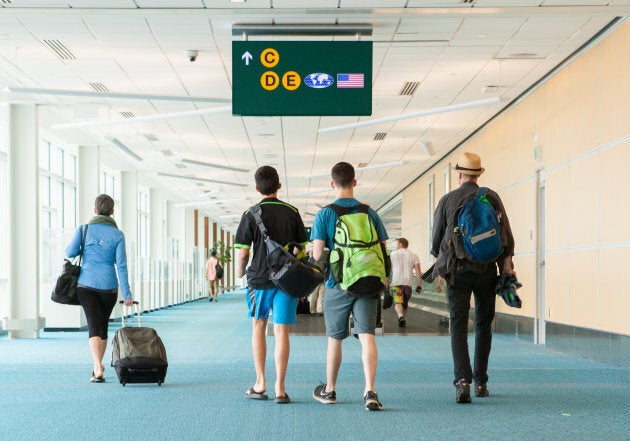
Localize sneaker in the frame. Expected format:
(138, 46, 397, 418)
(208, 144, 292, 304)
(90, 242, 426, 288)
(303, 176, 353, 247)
(364, 391, 383, 411)
(455, 379, 471, 403)
(398, 317, 407, 328)
(475, 382, 489, 397)
(313, 383, 336, 404)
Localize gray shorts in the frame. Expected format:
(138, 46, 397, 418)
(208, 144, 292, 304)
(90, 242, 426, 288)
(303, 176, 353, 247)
(323, 284, 379, 339)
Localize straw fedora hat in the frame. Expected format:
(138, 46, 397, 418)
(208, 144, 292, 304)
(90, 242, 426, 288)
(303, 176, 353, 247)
(453, 152, 485, 176)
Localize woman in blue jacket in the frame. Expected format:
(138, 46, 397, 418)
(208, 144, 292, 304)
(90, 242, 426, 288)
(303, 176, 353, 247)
(66, 194, 134, 383)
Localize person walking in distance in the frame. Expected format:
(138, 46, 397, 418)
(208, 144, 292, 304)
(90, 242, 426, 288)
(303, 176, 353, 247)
(429, 152, 516, 403)
(205, 251, 221, 303)
(234, 165, 308, 404)
(388, 238, 422, 328)
(311, 162, 389, 411)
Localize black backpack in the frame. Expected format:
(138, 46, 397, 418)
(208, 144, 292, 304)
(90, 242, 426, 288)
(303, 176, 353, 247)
(250, 205, 324, 298)
(215, 262, 224, 279)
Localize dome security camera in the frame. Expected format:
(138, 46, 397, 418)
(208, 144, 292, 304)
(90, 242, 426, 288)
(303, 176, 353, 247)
(186, 50, 199, 62)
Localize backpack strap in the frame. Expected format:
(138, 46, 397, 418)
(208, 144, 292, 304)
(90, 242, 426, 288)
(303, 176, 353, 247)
(327, 203, 369, 217)
(477, 187, 488, 198)
(248, 205, 269, 240)
(78, 224, 89, 266)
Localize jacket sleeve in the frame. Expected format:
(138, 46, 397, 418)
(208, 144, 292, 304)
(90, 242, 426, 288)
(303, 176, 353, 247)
(430, 197, 447, 257)
(488, 191, 515, 258)
(65, 226, 83, 258)
(115, 233, 133, 301)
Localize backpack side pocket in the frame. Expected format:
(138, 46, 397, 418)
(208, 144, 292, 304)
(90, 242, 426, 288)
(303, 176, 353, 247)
(328, 248, 343, 284)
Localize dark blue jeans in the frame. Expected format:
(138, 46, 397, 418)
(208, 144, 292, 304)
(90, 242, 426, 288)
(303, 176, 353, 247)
(446, 266, 497, 385)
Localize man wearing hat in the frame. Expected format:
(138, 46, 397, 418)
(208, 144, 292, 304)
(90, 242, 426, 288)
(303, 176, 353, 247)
(429, 152, 516, 403)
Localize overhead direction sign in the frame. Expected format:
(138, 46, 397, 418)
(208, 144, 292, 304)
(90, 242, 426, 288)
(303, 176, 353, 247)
(232, 41, 372, 116)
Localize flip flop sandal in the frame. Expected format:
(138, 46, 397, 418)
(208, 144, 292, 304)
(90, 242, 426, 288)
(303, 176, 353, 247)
(245, 387, 268, 400)
(275, 394, 291, 404)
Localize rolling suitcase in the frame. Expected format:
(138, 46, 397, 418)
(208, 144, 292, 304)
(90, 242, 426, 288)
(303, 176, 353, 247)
(111, 301, 168, 386)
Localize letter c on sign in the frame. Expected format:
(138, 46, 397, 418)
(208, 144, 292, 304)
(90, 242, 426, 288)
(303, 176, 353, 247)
(261, 72, 279, 91)
(261, 49, 279, 68)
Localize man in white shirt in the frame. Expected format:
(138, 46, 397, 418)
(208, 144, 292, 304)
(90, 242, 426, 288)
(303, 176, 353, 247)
(388, 238, 422, 328)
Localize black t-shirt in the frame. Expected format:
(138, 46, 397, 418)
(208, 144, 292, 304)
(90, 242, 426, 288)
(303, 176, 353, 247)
(234, 198, 308, 289)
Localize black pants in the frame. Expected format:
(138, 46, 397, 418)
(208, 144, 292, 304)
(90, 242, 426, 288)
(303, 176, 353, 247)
(77, 287, 118, 339)
(446, 266, 497, 385)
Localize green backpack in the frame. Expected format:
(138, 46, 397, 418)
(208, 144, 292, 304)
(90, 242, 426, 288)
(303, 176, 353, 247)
(328, 204, 390, 297)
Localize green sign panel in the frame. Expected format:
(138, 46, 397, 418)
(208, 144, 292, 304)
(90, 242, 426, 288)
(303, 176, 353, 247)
(232, 41, 372, 116)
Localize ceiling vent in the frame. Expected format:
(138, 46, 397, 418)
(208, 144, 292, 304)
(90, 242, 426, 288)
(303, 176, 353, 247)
(460, 0, 475, 4)
(161, 150, 174, 157)
(373, 132, 387, 141)
(399, 81, 420, 96)
(120, 111, 135, 118)
(89, 82, 110, 93)
(144, 133, 158, 141)
(2, 0, 13, 4)
(357, 162, 368, 168)
(175, 163, 187, 169)
(43, 39, 76, 60)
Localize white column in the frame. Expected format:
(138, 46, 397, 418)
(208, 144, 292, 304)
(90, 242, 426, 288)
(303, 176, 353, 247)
(149, 189, 164, 261)
(149, 189, 164, 310)
(4, 104, 43, 338)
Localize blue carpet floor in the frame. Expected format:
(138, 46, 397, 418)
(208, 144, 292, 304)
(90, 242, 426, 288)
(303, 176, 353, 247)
(1, 289, 629, 441)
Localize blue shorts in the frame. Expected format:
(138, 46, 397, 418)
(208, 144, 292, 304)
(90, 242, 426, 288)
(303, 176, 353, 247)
(324, 284, 378, 339)
(246, 286, 298, 325)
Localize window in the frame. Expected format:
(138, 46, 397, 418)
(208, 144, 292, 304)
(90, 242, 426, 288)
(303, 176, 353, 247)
(39, 140, 78, 281)
(100, 169, 121, 223)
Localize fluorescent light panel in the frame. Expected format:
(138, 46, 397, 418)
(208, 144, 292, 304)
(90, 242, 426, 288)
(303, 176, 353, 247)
(51, 106, 232, 129)
(305, 161, 404, 179)
(158, 172, 248, 187)
(298, 188, 332, 196)
(4, 86, 231, 104)
(180, 158, 249, 173)
(318, 97, 500, 133)
(174, 199, 247, 208)
(107, 137, 143, 162)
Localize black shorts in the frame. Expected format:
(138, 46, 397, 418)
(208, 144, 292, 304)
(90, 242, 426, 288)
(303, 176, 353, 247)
(77, 286, 118, 339)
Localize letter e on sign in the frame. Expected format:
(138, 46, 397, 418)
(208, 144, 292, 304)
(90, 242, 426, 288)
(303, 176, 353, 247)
(261, 72, 279, 91)
(282, 71, 301, 91)
(261, 48, 279, 68)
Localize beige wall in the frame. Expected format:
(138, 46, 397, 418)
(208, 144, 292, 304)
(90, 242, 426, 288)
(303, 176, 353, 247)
(401, 20, 630, 336)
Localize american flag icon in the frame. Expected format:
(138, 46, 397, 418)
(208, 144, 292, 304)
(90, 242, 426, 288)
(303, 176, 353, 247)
(337, 73, 364, 88)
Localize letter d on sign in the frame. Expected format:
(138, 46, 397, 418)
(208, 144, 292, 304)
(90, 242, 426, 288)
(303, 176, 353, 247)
(261, 72, 279, 91)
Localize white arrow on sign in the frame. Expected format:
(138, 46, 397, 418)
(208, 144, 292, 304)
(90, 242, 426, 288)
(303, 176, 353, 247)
(241, 51, 253, 66)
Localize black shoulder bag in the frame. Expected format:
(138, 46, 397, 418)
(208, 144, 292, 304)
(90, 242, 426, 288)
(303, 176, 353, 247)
(249, 205, 324, 298)
(51, 224, 89, 305)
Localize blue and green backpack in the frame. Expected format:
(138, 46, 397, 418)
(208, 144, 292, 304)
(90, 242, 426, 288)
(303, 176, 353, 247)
(328, 204, 389, 297)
